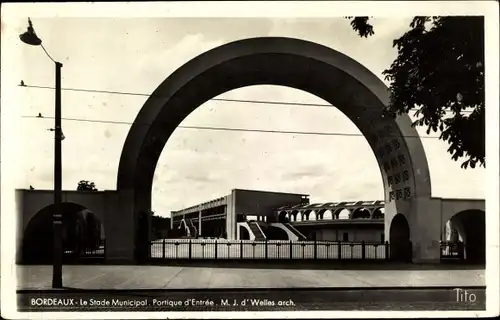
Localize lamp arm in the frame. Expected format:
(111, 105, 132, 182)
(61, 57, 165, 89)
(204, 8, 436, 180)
(41, 43, 57, 63)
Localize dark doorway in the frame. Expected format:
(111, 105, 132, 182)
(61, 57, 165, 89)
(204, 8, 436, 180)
(343, 232, 349, 242)
(389, 213, 412, 262)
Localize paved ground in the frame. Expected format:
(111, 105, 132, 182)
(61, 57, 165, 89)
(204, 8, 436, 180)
(17, 263, 485, 290)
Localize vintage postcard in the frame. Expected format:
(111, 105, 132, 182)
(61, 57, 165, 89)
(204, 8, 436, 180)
(1, 1, 499, 319)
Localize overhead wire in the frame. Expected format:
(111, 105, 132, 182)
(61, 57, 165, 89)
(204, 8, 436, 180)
(19, 83, 455, 139)
(19, 83, 474, 113)
(22, 115, 441, 139)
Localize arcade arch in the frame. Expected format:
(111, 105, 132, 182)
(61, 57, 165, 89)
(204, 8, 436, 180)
(351, 207, 371, 219)
(278, 211, 289, 223)
(22, 202, 104, 264)
(337, 208, 351, 219)
(444, 209, 485, 263)
(372, 207, 385, 219)
(308, 211, 317, 221)
(115, 37, 431, 262)
(320, 209, 333, 220)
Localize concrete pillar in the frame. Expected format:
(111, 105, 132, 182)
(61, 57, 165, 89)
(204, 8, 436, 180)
(16, 190, 24, 263)
(198, 210, 202, 237)
(104, 190, 135, 263)
(384, 199, 399, 243)
(225, 192, 237, 240)
(143, 210, 152, 261)
(410, 197, 441, 264)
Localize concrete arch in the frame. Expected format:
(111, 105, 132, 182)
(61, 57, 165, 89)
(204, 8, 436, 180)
(302, 210, 312, 221)
(300, 211, 307, 221)
(302, 210, 316, 221)
(291, 210, 300, 221)
(440, 199, 485, 231)
(351, 207, 372, 219)
(446, 209, 485, 263)
(115, 36, 431, 261)
(322, 209, 333, 220)
(22, 202, 104, 264)
(17, 190, 109, 233)
(333, 208, 344, 219)
(372, 207, 385, 219)
(278, 211, 288, 222)
(316, 209, 324, 220)
(337, 208, 351, 219)
(309, 210, 317, 221)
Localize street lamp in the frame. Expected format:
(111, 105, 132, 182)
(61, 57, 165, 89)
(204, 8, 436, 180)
(20, 18, 63, 289)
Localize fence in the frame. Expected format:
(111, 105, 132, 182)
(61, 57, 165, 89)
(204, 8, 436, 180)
(440, 241, 465, 261)
(150, 239, 390, 261)
(62, 240, 105, 263)
(35, 239, 473, 264)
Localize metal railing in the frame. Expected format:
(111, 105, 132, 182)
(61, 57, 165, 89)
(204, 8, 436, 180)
(150, 239, 390, 261)
(62, 239, 105, 263)
(440, 241, 465, 261)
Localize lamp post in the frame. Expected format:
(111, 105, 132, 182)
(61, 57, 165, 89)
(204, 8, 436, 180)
(20, 18, 63, 288)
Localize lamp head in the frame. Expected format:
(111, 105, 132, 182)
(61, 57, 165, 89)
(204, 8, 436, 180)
(19, 18, 42, 46)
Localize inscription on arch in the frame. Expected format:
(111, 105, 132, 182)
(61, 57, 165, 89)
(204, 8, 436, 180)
(398, 154, 406, 165)
(403, 170, 410, 181)
(390, 158, 398, 169)
(392, 139, 401, 150)
(394, 173, 402, 184)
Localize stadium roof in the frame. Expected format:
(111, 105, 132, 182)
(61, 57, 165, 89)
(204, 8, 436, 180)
(276, 200, 384, 211)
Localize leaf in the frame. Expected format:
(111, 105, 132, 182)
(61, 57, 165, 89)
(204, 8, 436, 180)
(356, 16, 484, 168)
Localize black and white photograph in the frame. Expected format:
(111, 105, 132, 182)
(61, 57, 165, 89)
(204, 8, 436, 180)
(1, 1, 499, 319)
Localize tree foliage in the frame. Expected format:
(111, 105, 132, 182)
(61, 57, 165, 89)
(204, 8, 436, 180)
(347, 16, 375, 37)
(77, 180, 98, 191)
(150, 210, 171, 239)
(348, 16, 485, 169)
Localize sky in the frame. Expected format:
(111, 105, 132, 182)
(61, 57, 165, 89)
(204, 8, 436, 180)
(2, 14, 486, 217)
